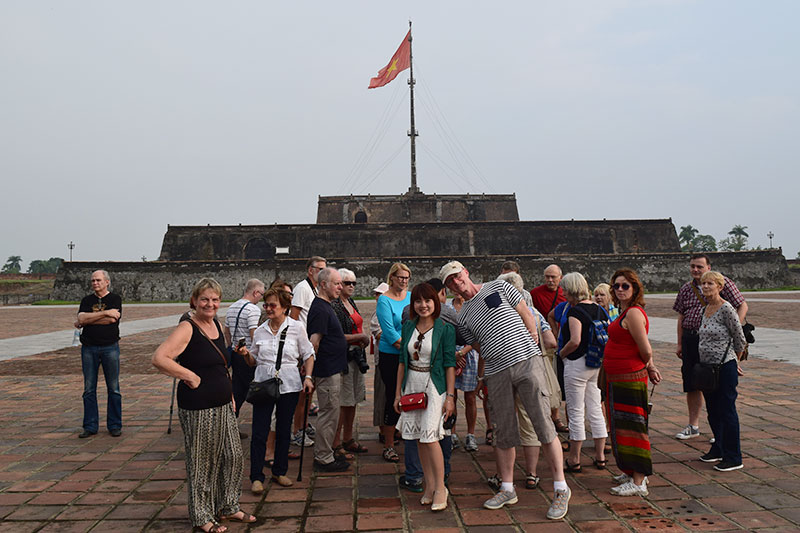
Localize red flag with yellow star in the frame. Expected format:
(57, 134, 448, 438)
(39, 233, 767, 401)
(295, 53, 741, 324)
(368, 30, 411, 89)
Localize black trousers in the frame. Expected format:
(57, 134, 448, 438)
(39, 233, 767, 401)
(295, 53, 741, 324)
(231, 353, 255, 417)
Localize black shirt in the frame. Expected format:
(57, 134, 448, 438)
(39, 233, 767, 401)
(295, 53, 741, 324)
(78, 292, 122, 346)
(563, 302, 602, 361)
(177, 320, 232, 410)
(307, 297, 348, 378)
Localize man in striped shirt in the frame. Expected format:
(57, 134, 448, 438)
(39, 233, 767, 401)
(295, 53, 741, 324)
(441, 261, 571, 520)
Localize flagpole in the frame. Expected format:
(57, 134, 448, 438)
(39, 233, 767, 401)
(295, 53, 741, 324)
(407, 20, 420, 194)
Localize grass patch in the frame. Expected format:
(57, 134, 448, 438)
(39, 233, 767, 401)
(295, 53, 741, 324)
(0, 279, 53, 285)
(32, 300, 79, 305)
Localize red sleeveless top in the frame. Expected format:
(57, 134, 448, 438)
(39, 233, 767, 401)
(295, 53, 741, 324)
(603, 306, 649, 375)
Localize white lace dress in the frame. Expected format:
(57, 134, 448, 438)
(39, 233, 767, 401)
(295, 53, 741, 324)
(396, 327, 447, 443)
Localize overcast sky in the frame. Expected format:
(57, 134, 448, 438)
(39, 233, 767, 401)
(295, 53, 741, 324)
(2, 1, 798, 270)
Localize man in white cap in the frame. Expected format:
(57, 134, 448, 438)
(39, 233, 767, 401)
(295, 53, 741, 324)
(440, 261, 570, 520)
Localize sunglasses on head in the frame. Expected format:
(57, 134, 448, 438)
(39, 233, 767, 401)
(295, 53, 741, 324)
(612, 282, 631, 291)
(342, 281, 357, 287)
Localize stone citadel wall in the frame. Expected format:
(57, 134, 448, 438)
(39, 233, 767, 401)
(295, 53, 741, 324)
(158, 219, 681, 262)
(54, 250, 790, 302)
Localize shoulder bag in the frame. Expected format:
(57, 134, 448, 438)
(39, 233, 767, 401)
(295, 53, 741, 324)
(691, 337, 731, 393)
(246, 326, 288, 404)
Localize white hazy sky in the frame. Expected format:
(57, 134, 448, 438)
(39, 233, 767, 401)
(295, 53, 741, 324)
(2, 1, 798, 269)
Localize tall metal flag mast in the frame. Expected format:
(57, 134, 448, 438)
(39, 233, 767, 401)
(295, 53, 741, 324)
(368, 22, 419, 193)
(407, 21, 419, 193)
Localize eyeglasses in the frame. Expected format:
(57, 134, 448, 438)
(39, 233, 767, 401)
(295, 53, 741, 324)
(413, 331, 426, 360)
(263, 302, 280, 309)
(394, 275, 410, 281)
(612, 283, 631, 291)
(342, 281, 357, 287)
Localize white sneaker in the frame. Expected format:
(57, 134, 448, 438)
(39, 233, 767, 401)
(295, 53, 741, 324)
(675, 425, 700, 440)
(613, 473, 649, 485)
(451, 433, 460, 449)
(610, 480, 649, 496)
(291, 430, 314, 447)
(464, 434, 478, 452)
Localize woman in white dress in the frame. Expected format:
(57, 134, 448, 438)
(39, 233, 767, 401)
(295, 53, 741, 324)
(393, 283, 456, 512)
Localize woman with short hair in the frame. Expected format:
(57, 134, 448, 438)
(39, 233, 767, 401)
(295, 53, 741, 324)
(559, 272, 608, 472)
(237, 287, 315, 491)
(153, 278, 255, 532)
(697, 271, 746, 472)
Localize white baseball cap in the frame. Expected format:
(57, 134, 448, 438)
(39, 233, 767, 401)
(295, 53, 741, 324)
(373, 282, 390, 294)
(439, 261, 465, 283)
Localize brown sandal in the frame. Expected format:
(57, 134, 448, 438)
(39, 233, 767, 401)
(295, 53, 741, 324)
(334, 445, 355, 461)
(343, 439, 368, 453)
(554, 419, 569, 433)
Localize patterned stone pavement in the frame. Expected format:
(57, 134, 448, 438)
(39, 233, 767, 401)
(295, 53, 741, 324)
(1, 303, 799, 531)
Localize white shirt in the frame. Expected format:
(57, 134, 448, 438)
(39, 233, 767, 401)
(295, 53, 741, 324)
(251, 317, 315, 394)
(291, 279, 317, 327)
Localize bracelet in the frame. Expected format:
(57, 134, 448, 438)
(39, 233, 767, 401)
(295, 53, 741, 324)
(304, 376, 313, 381)
(446, 393, 455, 397)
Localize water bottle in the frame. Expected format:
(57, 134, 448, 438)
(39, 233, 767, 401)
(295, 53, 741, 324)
(72, 328, 82, 347)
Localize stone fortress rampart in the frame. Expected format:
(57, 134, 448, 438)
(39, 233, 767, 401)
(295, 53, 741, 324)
(53, 250, 791, 302)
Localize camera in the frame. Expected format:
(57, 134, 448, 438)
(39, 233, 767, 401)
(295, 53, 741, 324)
(348, 345, 370, 374)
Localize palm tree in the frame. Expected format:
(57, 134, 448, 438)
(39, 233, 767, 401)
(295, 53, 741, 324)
(678, 225, 699, 248)
(728, 224, 749, 238)
(2, 255, 22, 273)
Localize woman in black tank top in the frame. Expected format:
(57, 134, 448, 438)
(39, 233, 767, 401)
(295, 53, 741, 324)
(153, 279, 255, 532)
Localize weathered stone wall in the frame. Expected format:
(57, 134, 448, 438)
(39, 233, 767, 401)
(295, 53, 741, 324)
(54, 250, 791, 302)
(158, 219, 681, 261)
(316, 193, 520, 224)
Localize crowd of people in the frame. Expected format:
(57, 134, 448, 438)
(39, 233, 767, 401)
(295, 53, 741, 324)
(74, 251, 751, 532)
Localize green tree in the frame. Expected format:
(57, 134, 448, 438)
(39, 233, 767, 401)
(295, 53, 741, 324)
(720, 224, 749, 251)
(28, 257, 64, 274)
(2, 255, 22, 274)
(692, 234, 717, 251)
(678, 225, 699, 250)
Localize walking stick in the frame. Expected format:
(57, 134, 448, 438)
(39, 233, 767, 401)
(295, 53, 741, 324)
(167, 378, 177, 434)
(297, 391, 310, 482)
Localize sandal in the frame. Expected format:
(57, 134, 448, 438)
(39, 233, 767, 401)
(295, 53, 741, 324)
(220, 511, 256, 523)
(554, 419, 569, 433)
(343, 439, 368, 454)
(193, 523, 227, 533)
(525, 473, 540, 490)
(287, 450, 300, 460)
(561, 440, 570, 452)
(487, 473, 502, 492)
(264, 459, 274, 468)
(382, 447, 399, 463)
(593, 458, 608, 470)
(308, 403, 319, 416)
(334, 445, 355, 461)
(485, 429, 494, 446)
(565, 460, 582, 473)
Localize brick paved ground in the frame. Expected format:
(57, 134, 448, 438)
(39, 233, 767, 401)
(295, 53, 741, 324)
(1, 299, 799, 532)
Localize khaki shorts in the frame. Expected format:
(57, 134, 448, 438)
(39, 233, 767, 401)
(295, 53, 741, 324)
(339, 359, 366, 407)
(515, 393, 540, 447)
(485, 356, 557, 449)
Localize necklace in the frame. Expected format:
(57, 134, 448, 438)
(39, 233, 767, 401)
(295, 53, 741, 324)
(269, 317, 285, 333)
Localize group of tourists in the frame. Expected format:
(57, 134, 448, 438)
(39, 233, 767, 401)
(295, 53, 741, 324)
(74, 250, 750, 532)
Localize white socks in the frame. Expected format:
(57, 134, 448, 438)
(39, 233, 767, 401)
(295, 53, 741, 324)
(554, 480, 568, 492)
(500, 482, 514, 493)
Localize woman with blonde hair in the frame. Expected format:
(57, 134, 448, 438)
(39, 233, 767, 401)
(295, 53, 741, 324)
(153, 278, 255, 532)
(376, 262, 411, 462)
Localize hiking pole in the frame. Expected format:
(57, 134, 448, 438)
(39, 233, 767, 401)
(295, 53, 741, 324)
(167, 378, 177, 434)
(297, 391, 310, 482)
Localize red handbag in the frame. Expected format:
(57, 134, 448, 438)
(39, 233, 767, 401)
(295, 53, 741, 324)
(398, 392, 428, 412)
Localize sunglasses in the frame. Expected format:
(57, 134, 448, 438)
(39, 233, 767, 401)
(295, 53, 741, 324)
(612, 283, 631, 291)
(263, 302, 280, 309)
(342, 281, 357, 287)
(412, 331, 426, 360)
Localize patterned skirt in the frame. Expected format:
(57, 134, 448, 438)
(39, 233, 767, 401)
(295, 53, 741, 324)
(605, 368, 653, 476)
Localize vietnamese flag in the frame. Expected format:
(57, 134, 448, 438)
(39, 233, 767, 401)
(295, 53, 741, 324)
(368, 30, 411, 89)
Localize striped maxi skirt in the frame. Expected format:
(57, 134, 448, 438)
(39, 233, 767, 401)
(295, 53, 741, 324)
(178, 402, 243, 527)
(605, 368, 653, 476)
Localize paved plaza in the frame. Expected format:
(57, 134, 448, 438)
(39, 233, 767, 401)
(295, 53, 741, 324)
(0, 294, 798, 531)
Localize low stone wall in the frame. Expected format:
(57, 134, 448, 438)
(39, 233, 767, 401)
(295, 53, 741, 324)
(53, 250, 791, 302)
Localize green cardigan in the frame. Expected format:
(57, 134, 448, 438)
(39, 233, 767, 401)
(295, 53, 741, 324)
(399, 317, 456, 395)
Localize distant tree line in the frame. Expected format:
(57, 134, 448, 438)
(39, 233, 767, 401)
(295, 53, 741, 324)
(678, 224, 755, 252)
(2, 256, 64, 274)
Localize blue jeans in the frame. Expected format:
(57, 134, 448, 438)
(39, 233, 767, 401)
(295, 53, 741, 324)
(703, 360, 741, 464)
(403, 436, 452, 484)
(250, 392, 299, 481)
(81, 343, 122, 432)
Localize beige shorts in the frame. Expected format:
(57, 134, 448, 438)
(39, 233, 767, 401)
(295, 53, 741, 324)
(339, 359, 366, 407)
(515, 393, 540, 447)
